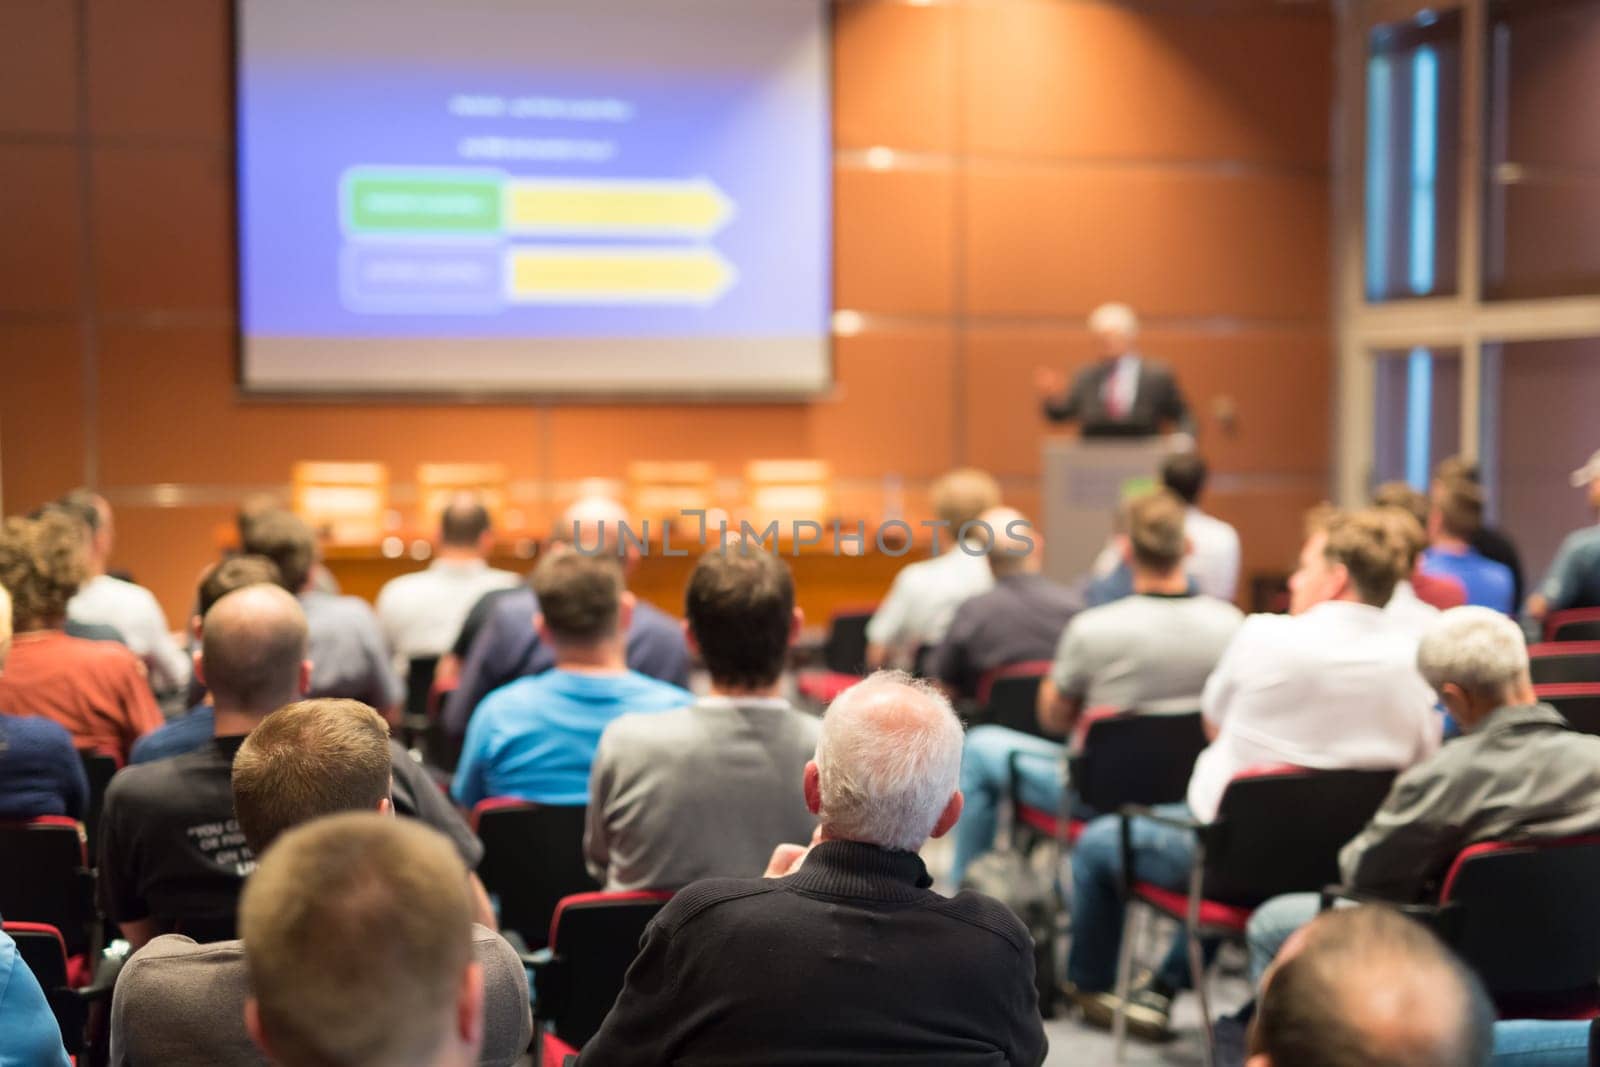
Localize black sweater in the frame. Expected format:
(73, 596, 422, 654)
(578, 839, 1048, 1066)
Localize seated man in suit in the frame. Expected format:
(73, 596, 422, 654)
(1036, 302, 1194, 438)
(1244, 606, 1600, 987)
(109, 699, 531, 1067)
(581, 671, 1047, 1066)
(240, 815, 490, 1067)
(1249, 906, 1492, 1067)
(586, 540, 819, 891)
(445, 495, 690, 742)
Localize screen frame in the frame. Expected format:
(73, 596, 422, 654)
(228, 0, 836, 405)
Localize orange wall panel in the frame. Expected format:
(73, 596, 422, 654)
(835, 166, 956, 314)
(0, 324, 88, 513)
(0, 144, 82, 315)
(833, 2, 956, 151)
(92, 148, 233, 314)
(963, 166, 1330, 319)
(86, 0, 230, 139)
(0, 0, 79, 135)
(808, 327, 958, 480)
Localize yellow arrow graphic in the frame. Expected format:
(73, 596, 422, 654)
(504, 177, 735, 238)
(504, 246, 737, 304)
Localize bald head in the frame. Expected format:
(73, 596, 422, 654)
(559, 496, 637, 564)
(976, 507, 1039, 578)
(1250, 906, 1491, 1067)
(439, 492, 491, 550)
(812, 671, 965, 852)
(200, 584, 309, 715)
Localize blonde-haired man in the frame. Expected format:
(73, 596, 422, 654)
(242, 814, 485, 1067)
(865, 467, 1002, 670)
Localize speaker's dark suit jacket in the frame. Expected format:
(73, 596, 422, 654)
(1042, 356, 1194, 437)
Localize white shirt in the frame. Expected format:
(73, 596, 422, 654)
(1187, 600, 1440, 821)
(1184, 507, 1241, 602)
(1383, 579, 1442, 640)
(1105, 354, 1141, 415)
(67, 574, 190, 692)
(864, 543, 995, 654)
(375, 558, 521, 667)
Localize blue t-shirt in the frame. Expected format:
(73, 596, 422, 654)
(0, 929, 72, 1067)
(0, 714, 89, 821)
(1538, 524, 1600, 614)
(1422, 546, 1515, 615)
(128, 704, 214, 765)
(451, 669, 692, 808)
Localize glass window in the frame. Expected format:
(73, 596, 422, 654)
(1484, 0, 1600, 299)
(1479, 336, 1600, 580)
(1365, 11, 1462, 302)
(1373, 346, 1462, 491)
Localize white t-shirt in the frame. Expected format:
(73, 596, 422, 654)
(1187, 600, 1440, 821)
(865, 544, 994, 653)
(67, 574, 190, 692)
(1383, 579, 1442, 640)
(375, 559, 521, 667)
(1184, 507, 1241, 603)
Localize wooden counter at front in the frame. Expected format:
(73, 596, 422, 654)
(321, 526, 931, 627)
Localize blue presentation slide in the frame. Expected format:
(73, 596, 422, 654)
(236, 0, 831, 394)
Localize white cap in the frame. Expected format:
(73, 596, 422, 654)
(1570, 449, 1600, 488)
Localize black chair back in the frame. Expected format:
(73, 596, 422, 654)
(977, 661, 1052, 737)
(405, 656, 440, 721)
(1439, 837, 1600, 1002)
(473, 802, 599, 949)
(822, 610, 873, 676)
(1069, 711, 1207, 814)
(1529, 644, 1600, 686)
(539, 892, 671, 1048)
(1546, 610, 1600, 643)
(0, 819, 94, 957)
(1201, 767, 1397, 906)
(79, 750, 118, 860)
(1536, 685, 1600, 736)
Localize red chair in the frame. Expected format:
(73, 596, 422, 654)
(1112, 766, 1398, 1065)
(471, 799, 599, 950)
(1545, 608, 1600, 643)
(795, 605, 876, 706)
(975, 660, 1053, 738)
(0, 817, 97, 969)
(1534, 684, 1600, 736)
(1529, 643, 1600, 686)
(529, 890, 673, 1059)
(5, 921, 104, 1056)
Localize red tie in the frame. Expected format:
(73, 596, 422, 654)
(1103, 366, 1126, 418)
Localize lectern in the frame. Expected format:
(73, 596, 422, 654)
(1040, 435, 1187, 583)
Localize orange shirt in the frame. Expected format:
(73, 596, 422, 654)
(0, 631, 164, 762)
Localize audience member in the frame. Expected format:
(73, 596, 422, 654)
(0, 925, 71, 1067)
(446, 495, 689, 740)
(58, 489, 190, 692)
(240, 815, 487, 1067)
(948, 490, 1242, 885)
(1422, 477, 1515, 614)
(376, 494, 519, 675)
(581, 672, 1048, 1066)
(1246, 607, 1600, 982)
(129, 555, 282, 764)
(1248, 906, 1492, 1067)
(242, 509, 402, 714)
(0, 511, 162, 761)
(1372, 481, 1467, 614)
(931, 507, 1083, 699)
(0, 584, 88, 820)
(586, 541, 818, 890)
(1090, 454, 1240, 604)
(1066, 508, 1439, 1040)
(1436, 456, 1526, 609)
(864, 467, 1001, 670)
(109, 700, 530, 1067)
(98, 586, 491, 949)
(1526, 447, 1600, 629)
(451, 549, 690, 808)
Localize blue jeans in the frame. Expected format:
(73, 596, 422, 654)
(1066, 805, 1215, 992)
(949, 725, 1065, 885)
(1245, 892, 1322, 987)
(1492, 1021, 1592, 1066)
